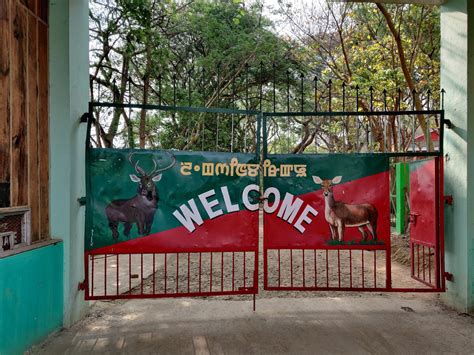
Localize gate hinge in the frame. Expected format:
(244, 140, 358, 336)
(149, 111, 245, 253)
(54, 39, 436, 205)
(444, 272, 454, 282)
(444, 195, 453, 205)
(443, 119, 454, 129)
(78, 280, 86, 291)
(78, 197, 86, 206)
(80, 112, 89, 123)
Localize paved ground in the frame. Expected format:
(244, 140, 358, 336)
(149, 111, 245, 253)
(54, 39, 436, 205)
(31, 293, 474, 354)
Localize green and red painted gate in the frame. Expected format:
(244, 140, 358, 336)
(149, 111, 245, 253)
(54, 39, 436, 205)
(82, 98, 447, 302)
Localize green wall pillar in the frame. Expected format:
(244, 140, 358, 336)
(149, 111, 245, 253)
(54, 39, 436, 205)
(395, 163, 409, 235)
(49, 0, 90, 326)
(440, 0, 474, 312)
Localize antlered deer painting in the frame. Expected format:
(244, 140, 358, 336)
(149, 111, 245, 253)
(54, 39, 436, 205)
(106, 152, 176, 240)
(312, 176, 378, 242)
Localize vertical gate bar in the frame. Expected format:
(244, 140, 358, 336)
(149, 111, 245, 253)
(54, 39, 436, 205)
(386, 240, 392, 289)
(362, 250, 365, 289)
(429, 248, 432, 285)
(187, 253, 190, 293)
(116, 254, 119, 295)
(232, 252, 235, 291)
(199, 252, 202, 293)
(253, 249, 258, 293)
(176, 253, 179, 293)
(302, 249, 306, 287)
(411, 242, 415, 277)
(290, 249, 294, 288)
(423, 246, 426, 281)
(349, 250, 352, 288)
(326, 249, 329, 288)
(278, 249, 281, 287)
(104, 254, 107, 296)
(153, 253, 156, 294)
(140, 254, 144, 295)
(164, 253, 168, 294)
(210, 252, 213, 292)
(417, 244, 420, 278)
(243, 251, 246, 289)
(314, 249, 317, 287)
(221, 252, 224, 292)
(138, 253, 143, 294)
(337, 250, 341, 288)
(128, 254, 131, 292)
(91, 254, 95, 297)
(374, 250, 377, 288)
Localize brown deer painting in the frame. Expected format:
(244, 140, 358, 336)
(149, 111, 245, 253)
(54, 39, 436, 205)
(312, 176, 378, 242)
(106, 152, 176, 240)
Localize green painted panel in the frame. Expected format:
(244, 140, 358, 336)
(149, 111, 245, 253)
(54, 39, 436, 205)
(0, 243, 64, 355)
(87, 149, 259, 251)
(395, 163, 409, 234)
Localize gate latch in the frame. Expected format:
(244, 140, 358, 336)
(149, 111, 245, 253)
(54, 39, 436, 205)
(78, 280, 86, 291)
(444, 195, 453, 205)
(409, 212, 419, 225)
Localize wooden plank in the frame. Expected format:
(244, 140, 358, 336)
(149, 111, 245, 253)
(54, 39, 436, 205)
(38, 0, 47, 23)
(38, 21, 48, 239)
(28, 12, 39, 241)
(10, 2, 28, 207)
(0, 0, 11, 185)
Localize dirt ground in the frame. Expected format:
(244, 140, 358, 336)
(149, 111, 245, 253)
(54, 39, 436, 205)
(31, 216, 471, 354)
(30, 292, 474, 354)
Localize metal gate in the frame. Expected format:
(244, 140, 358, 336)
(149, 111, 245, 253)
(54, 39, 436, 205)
(262, 109, 446, 293)
(83, 104, 262, 303)
(81, 75, 447, 301)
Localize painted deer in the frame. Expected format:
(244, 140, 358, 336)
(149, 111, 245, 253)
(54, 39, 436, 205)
(106, 152, 176, 240)
(312, 176, 378, 242)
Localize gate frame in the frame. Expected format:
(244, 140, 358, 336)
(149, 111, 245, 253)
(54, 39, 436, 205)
(83, 102, 263, 302)
(82, 102, 447, 299)
(261, 109, 446, 293)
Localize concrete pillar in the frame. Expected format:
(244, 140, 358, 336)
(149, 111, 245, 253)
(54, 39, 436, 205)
(49, 0, 89, 326)
(440, 0, 474, 312)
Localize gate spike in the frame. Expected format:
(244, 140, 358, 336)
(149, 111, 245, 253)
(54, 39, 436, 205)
(355, 85, 359, 112)
(158, 74, 162, 106)
(441, 88, 446, 110)
(342, 82, 346, 111)
(287, 69, 291, 112)
(427, 89, 432, 111)
(383, 88, 387, 111)
(397, 88, 402, 111)
(300, 72, 305, 112)
(260, 61, 264, 111)
(328, 79, 333, 112)
(369, 86, 374, 112)
(412, 88, 417, 110)
(314, 76, 318, 112)
(273, 62, 276, 112)
(173, 74, 177, 107)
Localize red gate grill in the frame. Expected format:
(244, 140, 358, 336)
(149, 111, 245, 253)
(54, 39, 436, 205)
(264, 248, 390, 291)
(411, 242, 438, 288)
(85, 250, 258, 300)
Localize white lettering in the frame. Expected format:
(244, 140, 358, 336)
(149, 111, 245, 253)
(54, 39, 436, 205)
(172, 199, 204, 233)
(294, 205, 318, 233)
(221, 186, 240, 213)
(277, 193, 303, 224)
(242, 184, 259, 211)
(199, 189, 223, 219)
(263, 187, 280, 213)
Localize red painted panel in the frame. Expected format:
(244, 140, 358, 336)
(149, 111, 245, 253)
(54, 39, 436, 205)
(409, 159, 436, 246)
(264, 171, 391, 250)
(89, 209, 258, 255)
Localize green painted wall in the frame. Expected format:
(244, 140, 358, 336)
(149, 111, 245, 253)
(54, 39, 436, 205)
(440, 0, 474, 312)
(0, 243, 63, 355)
(49, 0, 89, 327)
(395, 163, 409, 234)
